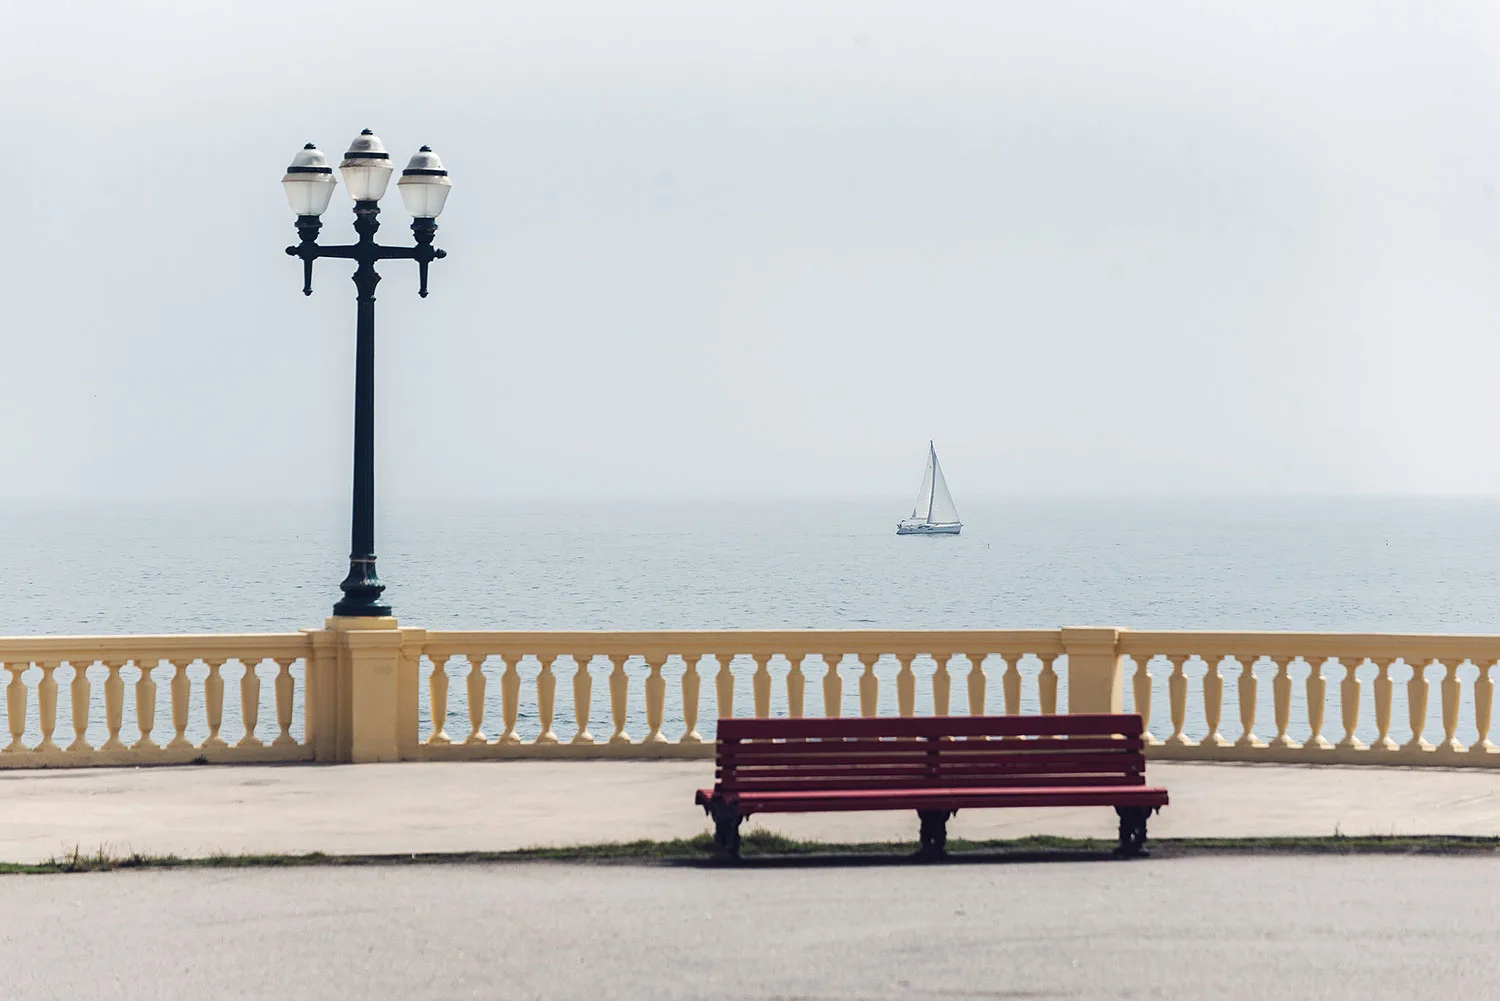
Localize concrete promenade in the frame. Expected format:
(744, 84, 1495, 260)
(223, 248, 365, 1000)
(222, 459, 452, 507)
(4, 760, 1500, 862)
(3, 856, 1497, 999)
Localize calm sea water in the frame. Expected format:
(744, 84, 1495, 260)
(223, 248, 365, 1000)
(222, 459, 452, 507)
(3, 496, 1499, 748)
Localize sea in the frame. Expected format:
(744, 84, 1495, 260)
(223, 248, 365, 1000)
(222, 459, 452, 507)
(3, 496, 1499, 748)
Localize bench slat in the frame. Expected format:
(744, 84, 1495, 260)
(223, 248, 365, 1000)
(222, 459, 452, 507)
(720, 773, 1147, 793)
(719, 736, 1142, 760)
(698, 784, 1170, 814)
(721, 751, 1142, 773)
(717, 713, 1143, 741)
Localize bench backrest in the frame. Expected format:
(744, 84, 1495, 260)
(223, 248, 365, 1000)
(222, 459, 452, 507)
(713, 714, 1147, 794)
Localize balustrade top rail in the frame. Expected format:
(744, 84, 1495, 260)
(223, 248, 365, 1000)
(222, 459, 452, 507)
(419, 629, 1069, 660)
(0, 633, 313, 664)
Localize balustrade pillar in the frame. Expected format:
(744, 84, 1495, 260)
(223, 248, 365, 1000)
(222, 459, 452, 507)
(644, 658, 667, 743)
(1001, 656, 1022, 715)
(1335, 657, 1367, 752)
(428, 656, 451, 746)
(1403, 658, 1433, 753)
(537, 657, 559, 745)
(787, 655, 806, 719)
(1304, 658, 1333, 751)
(1372, 659, 1398, 751)
(1270, 658, 1296, 748)
(823, 654, 843, 718)
(4, 662, 27, 753)
(967, 654, 987, 716)
(681, 655, 703, 743)
(1133, 656, 1159, 745)
(609, 657, 632, 743)
(933, 654, 953, 717)
(1473, 660, 1497, 754)
(715, 656, 735, 720)
(36, 662, 59, 752)
(501, 657, 522, 745)
(751, 656, 771, 718)
(896, 656, 916, 717)
(468, 657, 490, 745)
(69, 660, 93, 753)
(167, 660, 192, 750)
(1437, 661, 1465, 754)
(101, 661, 126, 752)
(1233, 655, 1265, 749)
(204, 660, 228, 749)
(1165, 657, 1190, 747)
(239, 659, 263, 748)
(572, 656, 595, 745)
(273, 660, 296, 747)
(1201, 655, 1230, 748)
(1039, 657, 1058, 715)
(857, 657, 878, 717)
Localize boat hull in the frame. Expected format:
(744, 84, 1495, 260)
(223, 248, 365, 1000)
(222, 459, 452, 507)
(896, 522, 962, 536)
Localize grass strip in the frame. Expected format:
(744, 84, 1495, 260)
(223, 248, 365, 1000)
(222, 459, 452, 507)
(4, 832, 1500, 875)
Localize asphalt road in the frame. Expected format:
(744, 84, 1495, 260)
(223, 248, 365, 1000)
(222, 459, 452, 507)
(1, 854, 1495, 1000)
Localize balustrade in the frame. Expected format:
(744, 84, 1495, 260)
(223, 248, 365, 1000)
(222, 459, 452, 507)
(0, 636, 313, 767)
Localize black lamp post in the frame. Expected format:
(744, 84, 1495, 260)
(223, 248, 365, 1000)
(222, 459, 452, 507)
(282, 130, 453, 617)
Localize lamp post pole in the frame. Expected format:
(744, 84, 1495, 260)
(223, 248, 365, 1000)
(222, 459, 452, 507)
(281, 130, 453, 617)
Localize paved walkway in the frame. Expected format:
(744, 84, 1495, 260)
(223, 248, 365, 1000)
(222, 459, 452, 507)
(3, 855, 1498, 999)
(4, 760, 1500, 862)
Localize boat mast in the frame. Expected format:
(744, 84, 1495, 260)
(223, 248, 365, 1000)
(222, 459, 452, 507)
(926, 440, 936, 523)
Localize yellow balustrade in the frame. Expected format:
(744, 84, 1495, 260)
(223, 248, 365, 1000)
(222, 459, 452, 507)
(0, 634, 314, 768)
(5, 626, 1500, 767)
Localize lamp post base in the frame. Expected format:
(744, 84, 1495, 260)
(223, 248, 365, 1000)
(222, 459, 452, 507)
(334, 557, 391, 618)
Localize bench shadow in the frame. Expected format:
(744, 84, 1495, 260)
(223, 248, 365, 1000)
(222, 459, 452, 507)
(668, 849, 1140, 870)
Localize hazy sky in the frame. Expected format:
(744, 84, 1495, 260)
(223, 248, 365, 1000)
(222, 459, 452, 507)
(5, 1, 1500, 503)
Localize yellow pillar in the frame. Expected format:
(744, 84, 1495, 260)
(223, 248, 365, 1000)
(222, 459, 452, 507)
(303, 617, 407, 763)
(1061, 627, 1124, 715)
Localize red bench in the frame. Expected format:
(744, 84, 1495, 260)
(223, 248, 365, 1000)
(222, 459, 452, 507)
(695, 713, 1167, 859)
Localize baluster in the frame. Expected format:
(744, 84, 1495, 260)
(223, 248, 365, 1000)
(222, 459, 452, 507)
(3, 666, 26, 750)
(644, 658, 667, 743)
(681, 654, 703, 743)
(1372, 659, 1398, 751)
(239, 659, 263, 749)
(1270, 658, 1297, 748)
(1233, 655, 1265, 749)
(609, 656, 631, 743)
(1201, 655, 1230, 748)
(572, 655, 596, 745)
(1403, 658, 1433, 753)
(1165, 657, 1190, 747)
(4, 661, 28, 753)
(134, 659, 159, 751)
(823, 654, 843, 718)
(1134, 656, 1160, 745)
(167, 660, 192, 750)
(857, 656, 878, 717)
(427, 655, 451, 745)
(1039, 656, 1058, 715)
(933, 654, 953, 717)
(1437, 660, 1465, 754)
(968, 654, 987, 716)
(1335, 656, 1367, 752)
(101, 661, 126, 752)
(69, 660, 93, 753)
(896, 656, 916, 717)
(787, 654, 806, 719)
(1304, 657, 1332, 751)
(466, 655, 490, 744)
(37, 662, 60, 752)
(203, 659, 227, 749)
(1001, 655, 1022, 715)
(715, 656, 735, 719)
(537, 656, 559, 745)
(1473, 660, 1497, 754)
(501, 657, 521, 744)
(273, 660, 295, 747)
(751, 656, 771, 718)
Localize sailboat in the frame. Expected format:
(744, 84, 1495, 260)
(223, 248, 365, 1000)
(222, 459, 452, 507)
(897, 441, 962, 535)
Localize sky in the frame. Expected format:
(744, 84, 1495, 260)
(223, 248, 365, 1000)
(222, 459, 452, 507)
(4, 1, 1500, 503)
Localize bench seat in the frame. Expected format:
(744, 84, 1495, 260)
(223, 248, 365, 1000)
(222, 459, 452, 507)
(695, 713, 1167, 859)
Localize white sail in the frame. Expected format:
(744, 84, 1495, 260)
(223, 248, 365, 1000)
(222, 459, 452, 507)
(928, 451, 960, 525)
(910, 448, 935, 521)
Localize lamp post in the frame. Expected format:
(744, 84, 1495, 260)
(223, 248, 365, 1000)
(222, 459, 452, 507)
(282, 130, 452, 617)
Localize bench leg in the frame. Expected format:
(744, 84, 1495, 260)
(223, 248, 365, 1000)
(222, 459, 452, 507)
(706, 800, 742, 861)
(917, 810, 952, 860)
(1114, 805, 1153, 858)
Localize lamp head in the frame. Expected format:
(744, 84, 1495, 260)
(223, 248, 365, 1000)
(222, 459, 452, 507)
(397, 145, 452, 219)
(339, 129, 394, 203)
(281, 143, 336, 217)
